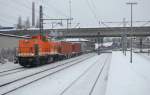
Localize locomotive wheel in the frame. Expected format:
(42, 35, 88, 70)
(47, 57, 53, 63)
(18, 57, 37, 67)
(19, 62, 32, 68)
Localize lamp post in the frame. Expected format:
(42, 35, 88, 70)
(126, 2, 137, 63)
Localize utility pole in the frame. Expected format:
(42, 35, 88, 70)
(139, 37, 143, 53)
(39, 5, 43, 35)
(32, 2, 35, 27)
(126, 2, 137, 63)
(69, 0, 72, 29)
(67, 19, 69, 32)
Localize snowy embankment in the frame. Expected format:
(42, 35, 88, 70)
(106, 51, 150, 95)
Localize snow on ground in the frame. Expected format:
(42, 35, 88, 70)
(0, 54, 94, 94)
(106, 51, 150, 95)
(0, 62, 21, 72)
(0, 54, 93, 86)
(139, 53, 150, 59)
(6, 53, 111, 95)
(61, 54, 111, 95)
(91, 54, 111, 95)
(1, 51, 150, 95)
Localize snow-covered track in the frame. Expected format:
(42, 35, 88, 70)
(0, 54, 95, 95)
(89, 54, 111, 95)
(0, 68, 26, 77)
(0, 67, 23, 74)
(60, 54, 111, 95)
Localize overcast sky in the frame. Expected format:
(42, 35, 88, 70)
(0, 0, 149, 28)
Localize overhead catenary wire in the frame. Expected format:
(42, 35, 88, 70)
(0, 0, 35, 26)
(41, 0, 77, 29)
(140, 21, 150, 27)
(0, 18, 16, 26)
(84, 0, 150, 28)
(0, 0, 51, 25)
(0, 0, 31, 15)
(0, 0, 73, 27)
(85, 0, 123, 28)
(85, 0, 99, 22)
(8, 0, 32, 15)
(42, 1, 68, 18)
(100, 21, 111, 28)
(0, 0, 51, 27)
(0, 6, 24, 25)
(101, 20, 150, 27)
(90, 0, 97, 10)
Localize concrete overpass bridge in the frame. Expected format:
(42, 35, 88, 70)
(59, 26, 150, 38)
(0, 26, 150, 38)
(0, 26, 149, 53)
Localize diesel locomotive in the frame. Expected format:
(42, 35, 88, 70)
(15, 34, 81, 67)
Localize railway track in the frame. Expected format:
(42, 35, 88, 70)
(0, 54, 92, 80)
(0, 68, 26, 77)
(59, 54, 111, 95)
(0, 57, 77, 77)
(0, 54, 92, 77)
(0, 56, 80, 77)
(0, 54, 95, 95)
(89, 54, 111, 95)
(0, 67, 23, 74)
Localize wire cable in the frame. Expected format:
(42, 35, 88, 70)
(85, 0, 99, 22)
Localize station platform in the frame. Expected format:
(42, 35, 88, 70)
(106, 51, 150, 95)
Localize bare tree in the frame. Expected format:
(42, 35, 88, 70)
(24, 17, 30, 29)
(0, 48, 17, 64)
(16, 16, 23, 29)
(36, 19, 40, 28)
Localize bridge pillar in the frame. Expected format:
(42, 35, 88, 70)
(121, 35, 124, 53)
(139, 37, 143, 53)
(121, 32, 127, 56)
(97, 32, 100, 55)
(97, 32, 104, 55)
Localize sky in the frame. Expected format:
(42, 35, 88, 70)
(0, 0, 149, 28)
